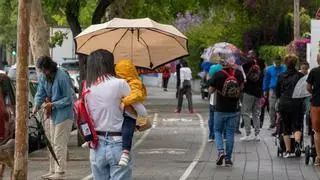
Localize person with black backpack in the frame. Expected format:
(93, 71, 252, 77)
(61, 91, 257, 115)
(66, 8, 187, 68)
(208, 58, 244, 167)
(240, 50, 265, 142)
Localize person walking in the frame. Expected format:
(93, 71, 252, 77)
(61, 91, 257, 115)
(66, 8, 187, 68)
(207, 64, 223, 142)
(307, 54, 320, 165)
(32, 56, 74, 180)
(175, 61, 194, 113)
(85, 49, 132, 179)
(162, 66, 171, 91)
(276, 55, 304, 158)
(240, 50, 265, 141)
(208, 59, 244, 167)
(263, 55, 286, 135)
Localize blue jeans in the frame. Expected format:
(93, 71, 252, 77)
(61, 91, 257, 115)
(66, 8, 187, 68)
(214, 111, 238, 160)
(90, 136, 132, 180)
(122, 114, 137, 151)
(208, 105, 215, 139)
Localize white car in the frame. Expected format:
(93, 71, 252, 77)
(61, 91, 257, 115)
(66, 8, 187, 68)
(8, 64, 38, 81)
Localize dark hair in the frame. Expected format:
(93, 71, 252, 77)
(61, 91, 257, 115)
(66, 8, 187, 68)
(36, 56, 57, 72)
(284, 54, 298, 69)
(301, 62, 309, 68)
(275, 55, 282, 61)
(181, 60, 189, 67)
(86, 49, 115, 87)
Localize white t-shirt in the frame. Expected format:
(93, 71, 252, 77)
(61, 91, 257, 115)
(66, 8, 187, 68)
(180, 67, 192, 83)
(86, 77, 130, 132)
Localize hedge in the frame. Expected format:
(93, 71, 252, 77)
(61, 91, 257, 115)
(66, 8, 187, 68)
(258, 46, 286, 65)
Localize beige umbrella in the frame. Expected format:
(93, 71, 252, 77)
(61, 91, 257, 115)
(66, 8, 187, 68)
(75, 18, 189, 69)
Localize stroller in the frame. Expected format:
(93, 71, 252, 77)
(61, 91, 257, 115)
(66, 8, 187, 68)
(304, 111, 317, 165)
(276, 112, 304, 157)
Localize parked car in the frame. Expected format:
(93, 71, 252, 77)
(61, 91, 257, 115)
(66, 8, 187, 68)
(8, 64, 38, 81)
(59, 60, 80, 92)
(0, 73, 46, 152)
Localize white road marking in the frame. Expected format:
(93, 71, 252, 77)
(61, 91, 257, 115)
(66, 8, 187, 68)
(138, 148, 187, 155)
(179, 113, 207, 180)
(132, 113, 158, 150)
(81, 113, 158, 180)
(162, 118, 193, 122)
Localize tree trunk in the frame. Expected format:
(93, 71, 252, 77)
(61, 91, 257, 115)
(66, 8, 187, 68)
(294, 0, 300, 40)
(29, 0, 50, 63)
(13, 0, 31, 179)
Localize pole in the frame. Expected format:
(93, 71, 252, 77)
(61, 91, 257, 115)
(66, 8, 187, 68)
(13, 0, 31, 179)
(294, 0, 300, 40)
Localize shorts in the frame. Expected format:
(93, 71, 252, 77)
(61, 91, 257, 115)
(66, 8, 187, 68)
(311, 106, 320, 132)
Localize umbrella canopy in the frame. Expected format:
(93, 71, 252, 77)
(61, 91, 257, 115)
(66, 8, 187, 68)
(292, 75, 311, 98)
(75, 18, 189, 69)
(201, 42, 246, 65)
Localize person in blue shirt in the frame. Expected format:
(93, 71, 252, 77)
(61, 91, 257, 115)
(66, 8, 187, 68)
(263, 55, 286, 133)
(32, 56, 74, 180)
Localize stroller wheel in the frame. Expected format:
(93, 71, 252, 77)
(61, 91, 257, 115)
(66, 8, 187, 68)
(305, 146, 310, 165)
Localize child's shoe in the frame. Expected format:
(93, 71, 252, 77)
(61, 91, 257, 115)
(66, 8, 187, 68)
(119, 151, 130, 167)
(81, 142, 89, 148)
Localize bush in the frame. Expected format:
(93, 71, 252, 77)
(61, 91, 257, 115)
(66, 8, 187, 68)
(258, 46, 286, 65)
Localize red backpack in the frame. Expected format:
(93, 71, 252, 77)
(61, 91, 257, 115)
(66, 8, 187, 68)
(74, 82, 99, 149)
(220, 69, 241, 98)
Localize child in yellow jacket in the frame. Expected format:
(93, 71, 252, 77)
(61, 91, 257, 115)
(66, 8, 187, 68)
(115, 59, 148, 167)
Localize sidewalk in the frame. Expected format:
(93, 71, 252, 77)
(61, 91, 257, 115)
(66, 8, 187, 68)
(3, 131, 91, 180)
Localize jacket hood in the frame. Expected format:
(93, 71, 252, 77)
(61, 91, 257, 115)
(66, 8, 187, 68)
(115, 60, 139, 81)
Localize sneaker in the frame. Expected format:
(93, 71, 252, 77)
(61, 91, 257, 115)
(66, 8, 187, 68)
(119, 152, 130, 167)
(268, 125, 275, 130)
(174, 109, 181, 113)
(208, 139, 214, 143)
(81, 142, 89, 148)
(315, 156, 320, 166)
(216, 151, 225, 166)
(252, 135, 261, 142)
(47, 172, 65, 180)
(294, 142, 301, 157)
(240, 135, 251, 142)
(235, 130, 242, 135)
(41, 172, 54, 179)
(225, 159, 233, 167)
(284, 151, 290, 158)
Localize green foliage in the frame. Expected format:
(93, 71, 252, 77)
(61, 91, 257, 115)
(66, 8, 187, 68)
(259, 46, 286, 65)
(287, 8, 311, 36)
(48, 31, 69, 48)
(123, 0, 214, 23)
(185, 3, 259, 76)
(0, 0, 18, 45)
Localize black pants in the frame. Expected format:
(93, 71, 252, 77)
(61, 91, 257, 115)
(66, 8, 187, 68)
(177, 81, 193, 112)
(176, 80, 180, 98)
(122, 114, 136, 151)
(162, 77, 169, 89)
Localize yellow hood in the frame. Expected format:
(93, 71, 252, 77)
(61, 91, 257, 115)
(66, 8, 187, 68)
(115, 59, 139, 81)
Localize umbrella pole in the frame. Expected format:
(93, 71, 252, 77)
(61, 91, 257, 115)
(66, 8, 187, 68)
(131, 28, 134, 61)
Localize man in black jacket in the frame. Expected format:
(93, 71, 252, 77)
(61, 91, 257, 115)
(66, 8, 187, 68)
(240, 50, 265, 142)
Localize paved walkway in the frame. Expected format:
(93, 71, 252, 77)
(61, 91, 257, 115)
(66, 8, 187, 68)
(3, 87, 320, 180)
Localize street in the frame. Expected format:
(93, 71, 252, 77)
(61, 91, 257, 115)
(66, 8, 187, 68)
(3, 86, 320, 180)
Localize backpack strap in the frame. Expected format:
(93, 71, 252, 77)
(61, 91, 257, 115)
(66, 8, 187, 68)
(81, 81, 90, 97)
(221, 69, 235, 77)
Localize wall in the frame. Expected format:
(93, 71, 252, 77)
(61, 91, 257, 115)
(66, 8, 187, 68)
(311, 20, 320, 69)
(50, 27, 77, 64)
